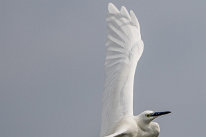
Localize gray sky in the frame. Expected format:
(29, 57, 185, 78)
(0, 0, 206, 137)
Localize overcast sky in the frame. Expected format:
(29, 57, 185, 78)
(0, 0, 206, 137)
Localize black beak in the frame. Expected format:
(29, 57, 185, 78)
(151, 111, 171, 117)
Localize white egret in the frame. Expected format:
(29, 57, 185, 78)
(100, 3, 171, 137)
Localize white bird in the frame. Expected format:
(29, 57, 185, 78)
(100, 3, 171, 137)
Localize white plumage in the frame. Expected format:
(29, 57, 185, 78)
(100, 3, 170, 137)
(100, 3, 143, 136)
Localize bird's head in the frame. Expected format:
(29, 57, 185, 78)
(138, 110, 171, 123)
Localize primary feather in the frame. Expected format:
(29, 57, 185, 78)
(100, 3, 144, 137)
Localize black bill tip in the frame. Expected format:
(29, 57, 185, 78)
(151, 111, 171, 117)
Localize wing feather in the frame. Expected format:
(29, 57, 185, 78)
(100, 3, 144, 137)
(105, 128, 128, 137)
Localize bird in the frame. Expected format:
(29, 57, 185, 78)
(100, 3, 171, 137)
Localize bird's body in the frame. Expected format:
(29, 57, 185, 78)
(100, 3, 170, 137)
(105, 112, 160, 137)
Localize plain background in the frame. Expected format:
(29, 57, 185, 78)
(0, 0, 206, 137)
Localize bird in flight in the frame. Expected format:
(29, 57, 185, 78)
(100, 3, 171, 137)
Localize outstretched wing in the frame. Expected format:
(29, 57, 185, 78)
(100, 3, 144, 137)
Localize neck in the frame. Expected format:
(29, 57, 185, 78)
(134, 116, 151, 131)
(134, 115, 160, 137)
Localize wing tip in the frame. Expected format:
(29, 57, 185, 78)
(130, 10, 140, 28)
(107, 3, 140, 28)
(108, 2, 119, 14)
(120, 6, 131, 20)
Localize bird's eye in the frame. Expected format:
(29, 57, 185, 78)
(145, 114, 150, 117)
